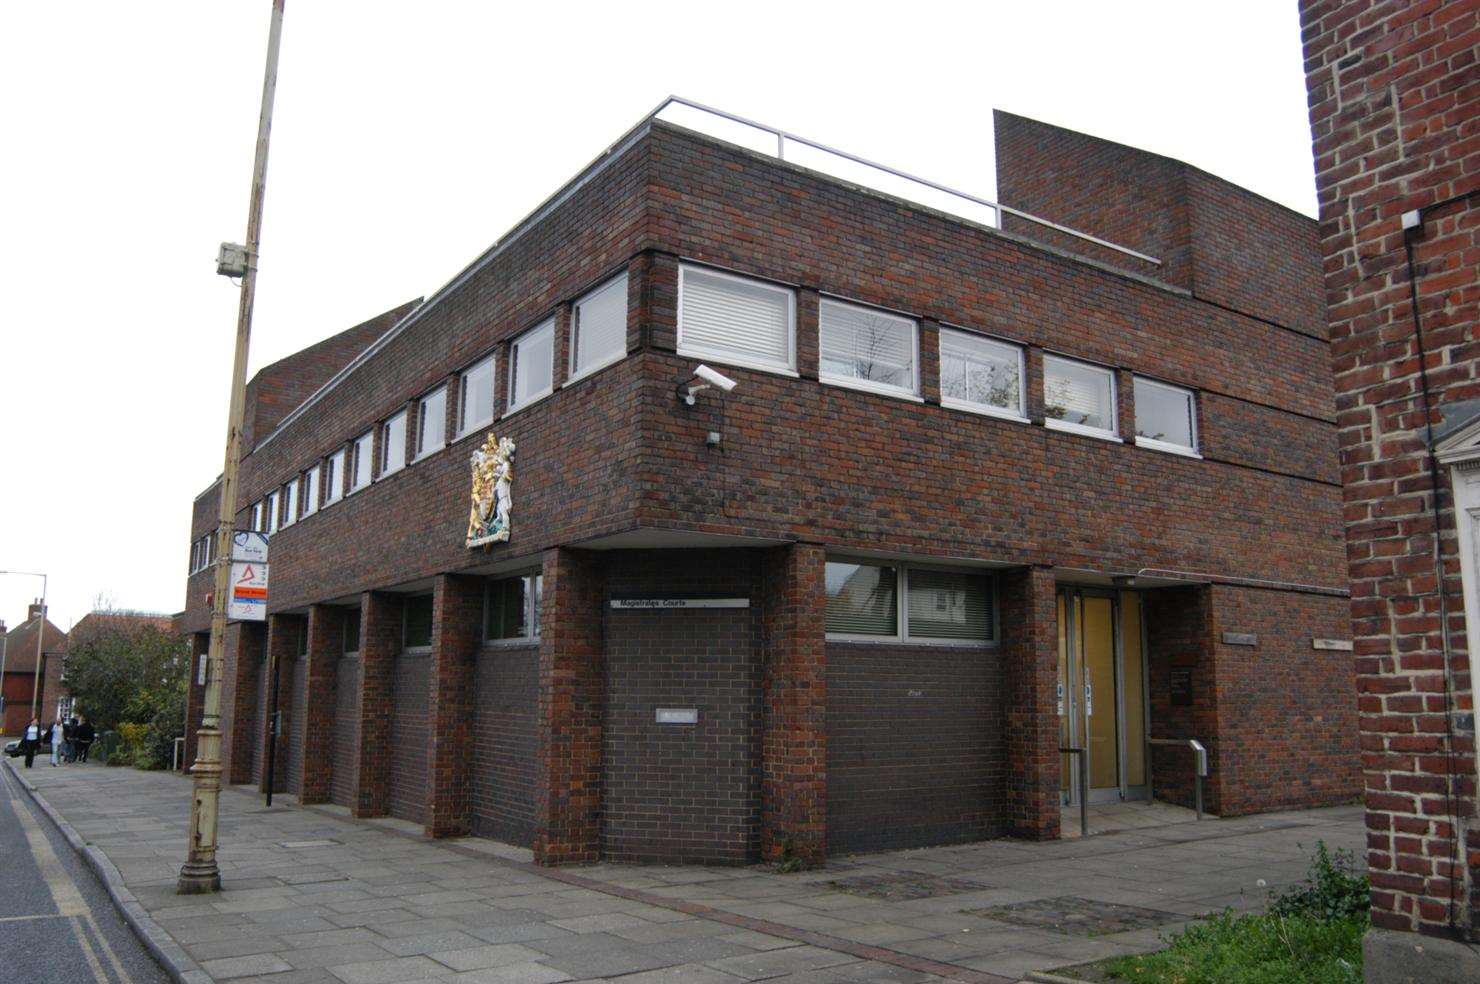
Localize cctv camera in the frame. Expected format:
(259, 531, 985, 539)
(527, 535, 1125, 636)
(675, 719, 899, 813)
(678, 364, 739, 405)
(693, 364, 737, 393)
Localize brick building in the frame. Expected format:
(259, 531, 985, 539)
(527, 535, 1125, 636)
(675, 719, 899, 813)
(1, 603, 67, 734)
(180, 102, 1360, 867)
(1300, 0, 1480, 977)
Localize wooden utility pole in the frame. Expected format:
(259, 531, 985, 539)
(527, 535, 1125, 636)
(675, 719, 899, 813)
(179, 0, 286, 895)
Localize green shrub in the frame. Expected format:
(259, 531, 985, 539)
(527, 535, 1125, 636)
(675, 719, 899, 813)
(1268, 841, 1369, 922)
(1103, 909, 1364, 984)
(115, 722, 149, 768)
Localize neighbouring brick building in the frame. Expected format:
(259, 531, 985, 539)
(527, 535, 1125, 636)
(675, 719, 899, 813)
(180, 102, 1360, 868)
(1, 603, 67, 734)
(1300, 0, 1480, 977)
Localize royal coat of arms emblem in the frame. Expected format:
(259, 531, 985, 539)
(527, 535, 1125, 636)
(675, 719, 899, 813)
(466, 434, 515, 548)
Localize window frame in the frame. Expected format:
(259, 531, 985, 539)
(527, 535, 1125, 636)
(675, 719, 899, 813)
(676, 263, 798, 377)
(824, 559, 998, 646)
(348, 431, 373, 494)
(817, 296, 921, 401)
(380, 410, 407, 477)
(324, 448, 345, 507)
(937, 326, 1028, 422)
(1042, 354, 1120, 442)
(301, 464, 320, 518)
(482, 572, 543, 645)
(568, 272, 630, 383)
(265, 490, 280, 534)
(415, 385, 448, 461)
(281, 479, 298, 527)
(507, 318, 556, 414)
(250, 500, 264, 531)
(342, 608, 361, 656)
(1132, 376, 1201, 458)
(402, 594, 434, 652)
(456, 353, 497, 439)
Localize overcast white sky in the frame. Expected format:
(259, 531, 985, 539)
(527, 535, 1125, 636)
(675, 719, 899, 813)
(0, 1, 1315, 629)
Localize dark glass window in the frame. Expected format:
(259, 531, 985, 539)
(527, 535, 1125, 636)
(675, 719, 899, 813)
(343, 610, 360, 654)
(485, 574, 542, 641)
(403, 594, 433, 649)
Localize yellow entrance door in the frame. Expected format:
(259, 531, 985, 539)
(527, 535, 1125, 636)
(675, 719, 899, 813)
(1081, 596, 1119, 791)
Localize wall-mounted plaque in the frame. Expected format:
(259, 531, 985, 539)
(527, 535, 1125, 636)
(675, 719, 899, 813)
(1312, 638, 1353, 651)
(1221, 631, 1259, 647)
(611, 597, 750, 610)
(655, 708, 699, 725)
(1170, 667, 1194, 706)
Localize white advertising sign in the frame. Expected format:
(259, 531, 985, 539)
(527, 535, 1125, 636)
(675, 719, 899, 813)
(227, 562, 268, 621)
(232, 530, 269, 563)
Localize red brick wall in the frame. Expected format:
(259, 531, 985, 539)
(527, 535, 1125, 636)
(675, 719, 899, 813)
(827, 640, 1004, 854)
(427, 575, 481, 837)
(472, 643, 538, 845)
(1000, 567, 1061, 840)
(389, 651, 430, 824)
(331, 652, 359, 809)
(352, 593, 401, 817)
(1301, 0, 1480, 940)
(1145, 586, 1222, 813)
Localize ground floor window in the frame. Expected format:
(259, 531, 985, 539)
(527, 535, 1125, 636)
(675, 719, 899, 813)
(825, 560, 995, 643)
(403, 594, 433, 650)
(485, 573, 541, 642)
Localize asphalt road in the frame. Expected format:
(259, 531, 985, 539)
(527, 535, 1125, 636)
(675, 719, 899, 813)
(0, 762, 169, 983)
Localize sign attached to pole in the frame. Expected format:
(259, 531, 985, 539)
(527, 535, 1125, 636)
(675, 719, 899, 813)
(227, 562, 268, 621)
(232, 531, 269, 563)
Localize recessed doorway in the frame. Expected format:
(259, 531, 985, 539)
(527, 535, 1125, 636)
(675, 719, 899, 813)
(1058, 588, 1149, 807)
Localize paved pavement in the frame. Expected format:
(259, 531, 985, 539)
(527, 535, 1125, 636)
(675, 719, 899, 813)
(0, 760, 170, 984)
(6, 762, 1363, 984)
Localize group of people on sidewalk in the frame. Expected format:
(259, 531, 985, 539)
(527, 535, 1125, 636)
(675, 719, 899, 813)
(17, 716, 94, 768)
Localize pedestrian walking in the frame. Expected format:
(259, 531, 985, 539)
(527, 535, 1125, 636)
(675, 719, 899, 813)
(62, 717, 75, 763)
(21, 718, 41, 768)
(47, 720, 62, 766)
(74, 717, 95, 763)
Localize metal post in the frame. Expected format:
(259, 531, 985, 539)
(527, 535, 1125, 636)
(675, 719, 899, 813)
(1060, 746, 1090, 837)
(179, 0, 286, 895)
(30, 580, 46, 720)
(0, 620, 8, 731)
(264, 654, 280, 806)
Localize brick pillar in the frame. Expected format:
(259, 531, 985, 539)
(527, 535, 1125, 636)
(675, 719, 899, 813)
(426, 575, 482, 837)
(224, 621, 265, 785)
(1001, 566, 1060, 840)
(352, 592, 400, 817)
(260, 614, 299, 794)
(183, 632, 208, 770)
(919, 320, 942, 405)
(1144, 585, 1221, 815)
(761, 542, 827, 866)
(533, 548, 605, 865)
(1116, 368, 1136, 442)
(300, 605, 343, 804)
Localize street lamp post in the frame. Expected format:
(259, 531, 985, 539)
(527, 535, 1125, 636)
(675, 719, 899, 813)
(178, 0, 286, 895)
(0, 571, 49, 722)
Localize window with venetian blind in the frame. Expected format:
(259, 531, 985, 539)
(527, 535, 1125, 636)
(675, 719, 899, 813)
(677, 265, 795, 374)
(1043, 354, 1117, 438)
(570, 273, 628, 380)
(818, 298, 918, 398)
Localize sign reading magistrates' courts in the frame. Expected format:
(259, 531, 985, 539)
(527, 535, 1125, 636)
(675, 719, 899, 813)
(610, 597, 750, 610)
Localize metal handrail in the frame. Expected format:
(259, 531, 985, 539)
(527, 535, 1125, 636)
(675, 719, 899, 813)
(1148, 737, 1208, 820)
(651, 95, 1163, 267)
(1060, 745, 1090, 838)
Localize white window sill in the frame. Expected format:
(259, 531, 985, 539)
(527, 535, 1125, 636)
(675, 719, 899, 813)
(379, 463, 405, 480)
(1135, 436, 1202, 459)
(820, 374, 923, 403)
(346, 483, 368, 497)
(401, 646, 432, 656)
(675, 346, 799, 379)
(940, 397, 1030, 424)
(454, 418, 495, 444)
(323, 496, 342, 509)
(566, 351, 625, 386)
(482, 635, 540, 649)
(1044, 418, 1123, 443)
(503, 388, 554, 419)
(826, 633, 998, 648)
(412, 445, 445, 464)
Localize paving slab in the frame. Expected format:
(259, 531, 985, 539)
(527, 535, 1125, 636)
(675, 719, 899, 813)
(12, 763, 1362, 984)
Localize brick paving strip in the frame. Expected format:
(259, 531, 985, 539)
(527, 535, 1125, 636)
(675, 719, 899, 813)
(7, 763, 1365, 984)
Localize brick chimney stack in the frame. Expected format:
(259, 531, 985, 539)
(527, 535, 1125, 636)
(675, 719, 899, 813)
(27, 600, 44, 621)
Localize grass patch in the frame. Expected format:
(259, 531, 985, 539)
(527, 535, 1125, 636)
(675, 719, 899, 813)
(1088, 841, 1369, 983)
(1099, 909, 1364, 983)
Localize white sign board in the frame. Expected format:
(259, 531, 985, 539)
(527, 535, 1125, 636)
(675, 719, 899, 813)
(227, 562, 268, 621)
(610, 597, 750, 610)
(655, 708, 699, 725)
(232, 530, 269, 563)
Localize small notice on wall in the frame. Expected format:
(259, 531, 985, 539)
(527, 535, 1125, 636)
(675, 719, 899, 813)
(1312, 638, 1353, 651)
(1170, 667, 1194, 706)
(610, 597, 750, 610)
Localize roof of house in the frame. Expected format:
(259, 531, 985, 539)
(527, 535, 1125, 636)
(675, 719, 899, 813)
(66, 611, 174, 650)
(0, 615, 68, 673)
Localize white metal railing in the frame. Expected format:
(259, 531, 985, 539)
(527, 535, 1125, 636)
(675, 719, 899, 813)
(648, 96, 1162, 268)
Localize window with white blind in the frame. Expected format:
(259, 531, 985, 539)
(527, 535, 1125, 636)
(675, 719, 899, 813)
(819, 298, 918, 398)
(677, 265, 795, 374)
(1043, 355, 1118, 439)
(939, 328, 1025, 420)
(266, 490, 280, 533)
(457, 354, 495, 437)
(349, 431, 373, 492)
(508, 319, 554, 412)
(250, 500, 264, 531)
(825, 561, 996, 643)
(381, 410, 407, 476)
(301, 465, 319, 517)
(1133, 377, 1199, 456)
(416, 386, 447, 459)
(281, 480, 298, 527)
(324, 448, 344, 506)
(570, 272, 628, 381)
